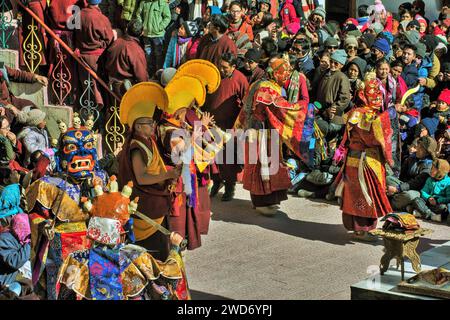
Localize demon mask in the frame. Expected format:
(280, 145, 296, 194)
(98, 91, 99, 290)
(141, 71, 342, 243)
(57, 127, 98, 181)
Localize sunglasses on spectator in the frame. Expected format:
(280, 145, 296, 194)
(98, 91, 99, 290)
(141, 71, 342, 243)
(290, 47, 307, 54)
(346, 46, 357, 50)
(245, 59, 256, 64)
(326, 46, 338, 50)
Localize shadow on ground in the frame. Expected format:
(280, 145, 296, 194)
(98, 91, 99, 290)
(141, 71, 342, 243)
(190, 290, 233, 300)
(210, 195, 357, 246)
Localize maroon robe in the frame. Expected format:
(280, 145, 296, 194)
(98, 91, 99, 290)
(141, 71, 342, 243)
(74, 5, 114, 106)
(247, 66, 265, 85)
(204, 70, 249, 184)
(102, 35, 148, 84)
(196, 34, 237, 68)
(117, 133, 172, 261)
(0, 66, 37, 124)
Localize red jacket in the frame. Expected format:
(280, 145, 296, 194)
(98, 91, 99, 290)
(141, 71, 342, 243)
(280, 0, 299, 28)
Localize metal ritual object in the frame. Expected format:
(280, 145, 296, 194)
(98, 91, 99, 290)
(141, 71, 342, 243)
(132, 210, 188, 250)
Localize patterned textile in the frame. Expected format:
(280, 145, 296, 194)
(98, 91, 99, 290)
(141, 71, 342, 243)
(237, 80, 315, 167)
(0, 184, 22, 219)
(89, 246, 123, 300)
(56, 251, 90, 299)
(57, 244, 190, 300)
(87, 217, 122, 246)
(39, 176, 81, 203)
(26, 179, 88, 222)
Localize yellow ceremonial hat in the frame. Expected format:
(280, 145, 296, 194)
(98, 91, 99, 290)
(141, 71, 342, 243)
(119, 82, 168, 126)
(173, 59, 221, 94)
(164, 75, 206, 115)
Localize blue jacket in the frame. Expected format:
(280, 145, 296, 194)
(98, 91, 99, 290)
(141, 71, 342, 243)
(401, 63, 418, 89)
(0, 232, 30, 287)
(412, 56, 433, 110)
(421, 175, 450, 204)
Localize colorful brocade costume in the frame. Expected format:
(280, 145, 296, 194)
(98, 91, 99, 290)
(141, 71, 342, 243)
(235, 73, 315, 209)
(335, 79, 394, 231)
(25, 126, 107, 299)
(56, 179, 190, 300)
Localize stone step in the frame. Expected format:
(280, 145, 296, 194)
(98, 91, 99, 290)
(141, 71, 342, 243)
(10, 80, 48, 108)
(0, 48, 19, 69)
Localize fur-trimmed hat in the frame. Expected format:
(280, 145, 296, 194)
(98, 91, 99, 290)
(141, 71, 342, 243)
(416, 135, 438, 156)
(17, 106, 46, 127)
(432, 159, 450, 180)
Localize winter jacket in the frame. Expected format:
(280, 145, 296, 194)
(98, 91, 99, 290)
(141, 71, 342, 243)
(117, 0, 139, 21)
(401, 63, 419, 89)
(315, 69, 351, 124)
(0, 232, 30, 287)
(424, 53, 440, 90)
(399, 155, 433, 192)
(280, 0, 299, 28)
(136, 0, 171, 38)
(17, 126, 50, 166)
(421, 175, 450, 204)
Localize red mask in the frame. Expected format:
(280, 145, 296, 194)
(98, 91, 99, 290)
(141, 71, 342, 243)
(269, 59, 291, 87)
(359, 79, 383, 110)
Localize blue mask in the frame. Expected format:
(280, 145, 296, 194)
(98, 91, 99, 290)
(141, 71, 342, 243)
(56, 128, 98, 181)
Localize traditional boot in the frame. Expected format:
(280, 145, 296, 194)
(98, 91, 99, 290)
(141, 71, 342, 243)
(221, 182, 236, 202)
(209, 179, 223, 197)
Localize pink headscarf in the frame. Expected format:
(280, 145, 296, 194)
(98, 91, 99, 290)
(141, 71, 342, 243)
(11, 213, 31, 245)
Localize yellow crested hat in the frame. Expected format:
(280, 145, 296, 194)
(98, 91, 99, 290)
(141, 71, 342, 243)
(173, 59, 221, 94)
(119, 82, 168, 126)
(164, 75, 206, 115)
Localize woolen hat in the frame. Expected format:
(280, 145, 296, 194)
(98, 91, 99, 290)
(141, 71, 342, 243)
(438, 89, 450, 105)
(372, 38, 390, 54)
(360, 33, 376, 48)
(404, 30, 420, 45)
(330, 49, 347, 66)
(416, 135, 438, 155)
(346, 57, 367, 77)
(160, 68, 177, 87)
(17, 107, 46, 127)
(420, 118, 439, 137)
(87, 0, 102, 4)
(182, 20, 199, 38)
(324, 36, 339, 47)
(407, 20, 420, 30)
(245, 48, 262, 62)
(311, 6, 326, 19)
(432, 159, 450, 181)
(344, 36, 358, 48)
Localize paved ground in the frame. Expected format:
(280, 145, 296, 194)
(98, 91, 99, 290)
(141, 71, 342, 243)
(185, 184, 450, 300)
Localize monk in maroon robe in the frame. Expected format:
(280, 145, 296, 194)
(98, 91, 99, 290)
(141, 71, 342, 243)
(74, 1, 114, 108)
(196, 14, 237, 68)
(204, 53, 249, 201)
(100, 19, 148, 98)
